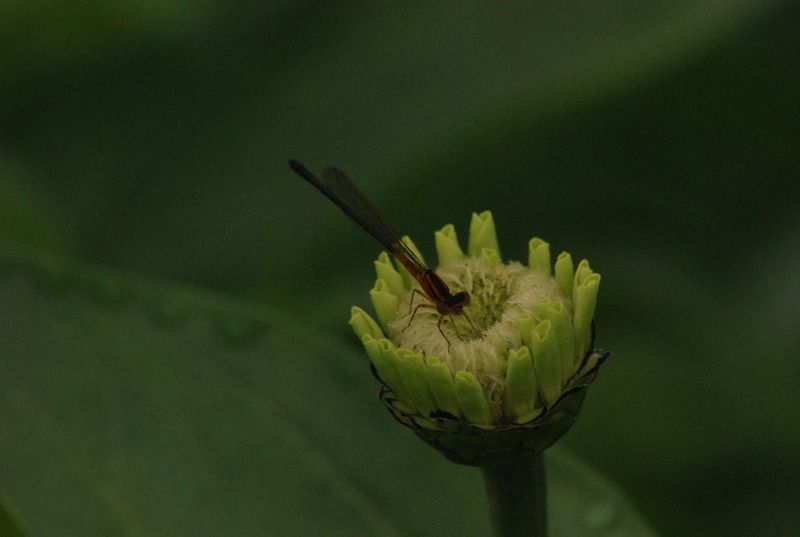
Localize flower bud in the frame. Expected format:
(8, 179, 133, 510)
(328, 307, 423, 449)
(350, 212, 608, 465)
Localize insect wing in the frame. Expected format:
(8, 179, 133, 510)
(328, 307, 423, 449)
(289, 160, 430, 277)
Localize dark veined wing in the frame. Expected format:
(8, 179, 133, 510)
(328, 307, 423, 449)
(288, 160, 429, 272)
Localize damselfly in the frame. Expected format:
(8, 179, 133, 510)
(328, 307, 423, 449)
(289, 160, 475, 346)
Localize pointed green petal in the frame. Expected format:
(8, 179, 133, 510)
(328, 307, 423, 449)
(361, 334, 380, 363)
(534, 299, 575, 385)
(368, 338, 409, 404)
(554, 251, 574, 302)
(377, 340, 414, 407)
(434, 224, 465, 267)
(394, 235, 426, 289)
(530, 320, 562, 407)
(528, 237, 552, 275)
(369, 278, 399, 331)
(468, 211, 500, 259)
(505, 346, 538, 419)
(479, 248, 501, 267)
(514, 314, 536, 348)
(361, 335, 392, 381)
(574, 259, 593, 288)
(396, 348, 436, 417)
(349, 306, 384, 339)
(425, 356, 461, 418)
(573, 273, 601, 362)
(374, 252, 405, 299)
(454, 371, 493, 425)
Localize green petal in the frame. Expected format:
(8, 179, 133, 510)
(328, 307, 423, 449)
(574, 259, 593, 288)
(505, 346, 538, 419)
(369, 278, 399, 331)
(369, 338, 409, 403)
(425, 356, 461, 418)
(514, 314, 536, 348)
(479, 248, 501, 267)
(361, 334, 381, 364)
(361, 335, 392, 383)
(534, 299, 575, 385)
(468, 210, 500, 259)
(394, 235, 426, 289)
(374, 252, 405, 299)
(573, 273, 601, 361)
(530, 320, 562, 407)
(378, 340, 414, 406)
(454, 371, 493, 425)
(554, 251, 574, 303)
(395, 348, 436, 417)
(434, 224, 464, 267)
(349, 306, 384, 339)
(528, 237, 552, 275)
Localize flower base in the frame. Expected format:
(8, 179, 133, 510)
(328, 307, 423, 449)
(376, 347, 609, 466)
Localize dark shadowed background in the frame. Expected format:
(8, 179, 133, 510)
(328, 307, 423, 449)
(2, 2, 799, 536)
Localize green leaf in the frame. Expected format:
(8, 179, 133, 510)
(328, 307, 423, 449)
(0, 247, 656, 536)
(0, 498, 28, 537)
(0, 158, 69, 253)
(0, 2, 783, 294)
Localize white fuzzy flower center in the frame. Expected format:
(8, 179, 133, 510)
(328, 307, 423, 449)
(389, 258, 562, 403)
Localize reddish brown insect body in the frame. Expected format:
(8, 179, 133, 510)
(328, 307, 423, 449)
(289, 160, 474, 346)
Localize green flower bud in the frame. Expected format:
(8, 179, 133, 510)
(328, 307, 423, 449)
(425, 356, 462, 418)
(455, 371, 493, 426)
(534, 299, 575, 385)
(574, 258, 593, 288)
(374, 251, 406, 299)
(573, 272, 601, 361)
(513, 314, 536, 348)
(529, 320, 562, 407)
(479, 248, 502, 268)
(369, 278, 399, 332)
(554, 251, 574, 300)
(395, 348, 437, 419)
(361, 336, 410, 411)
(435, 224, 465, 267)
(505, 346, 538, 420)
(349, 306, 384, 340)
(528, 237, 551, 275)
(468, 211, 501, 259)
(350, 211, 608, 465)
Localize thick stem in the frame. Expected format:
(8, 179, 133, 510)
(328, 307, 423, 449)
(481, 451, 547, 537)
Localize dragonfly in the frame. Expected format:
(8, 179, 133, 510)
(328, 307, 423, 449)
(289, 160, 476, 347)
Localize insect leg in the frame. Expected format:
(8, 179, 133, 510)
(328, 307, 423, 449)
(460, 310, 479, 337)
(447, 314, 469, 341)
(406, 288, 428, 316)
(404, 303, 436, 331)
(436, 315, 453, 350)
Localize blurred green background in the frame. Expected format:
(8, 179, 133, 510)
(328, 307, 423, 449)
(2, 2, 800, 536)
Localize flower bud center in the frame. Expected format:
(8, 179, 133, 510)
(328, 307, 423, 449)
(389, 258, 562, 402)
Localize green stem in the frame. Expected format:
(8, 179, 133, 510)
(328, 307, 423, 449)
(481, 451, 547, 537)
